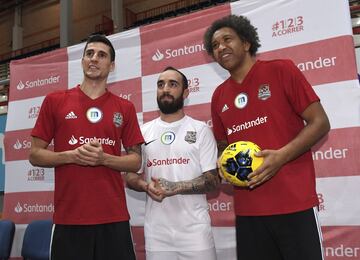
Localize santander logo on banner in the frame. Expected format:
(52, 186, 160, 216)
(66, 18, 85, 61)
(140, 4, 230, 76)
(152, 49, 164, 61)
(4, 129, 54, 162)
(312, 127, 359, 178)
(207, 184, 235, 227)
(4, 129, 32, 162)
(14, 201, 54, 214)
(10, 48, 68, 102)
(3, 191, 54, 223)
(16, 75, 60, 91)
(322, 226, 360, 259)
(258, 36, 357, 86)
(151, 45, 205, 62)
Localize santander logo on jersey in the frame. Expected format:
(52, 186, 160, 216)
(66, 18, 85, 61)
(227, 116, 268, 136)
(146, 157, 190, 167)
(68, 135, 116, 146)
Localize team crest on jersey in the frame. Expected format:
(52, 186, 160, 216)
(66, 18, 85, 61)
(113, 112, 123, 127)
(258, 84, 271, 100)
(184, 131, 196, 144)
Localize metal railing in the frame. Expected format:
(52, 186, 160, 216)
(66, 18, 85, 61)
(125, 0, 228, 29)
(0, 63, 9, 83)
(0, 37, 60, 63)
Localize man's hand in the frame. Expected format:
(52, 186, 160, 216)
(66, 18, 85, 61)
(147, 169, 220, 201)
(72, 140, 105, 166)
(247, 149, 285, 189)
(147, 177, 166, 202)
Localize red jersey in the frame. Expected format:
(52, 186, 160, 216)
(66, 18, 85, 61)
(31, 86, 144, 224)
(211, 60, 319, 216)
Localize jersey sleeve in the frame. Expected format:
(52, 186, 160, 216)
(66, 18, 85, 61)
(121, 102, 144, 148)
(137, 143, 146, 174)
(211, 89, 227, 142)
(198, 125, 218, 173)
(31, 94, 56, 143)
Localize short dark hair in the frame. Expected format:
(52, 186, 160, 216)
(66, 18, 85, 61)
(203, 15, 261, 57)
(162, 66, 189, 89)
(83, 34, 115, 62)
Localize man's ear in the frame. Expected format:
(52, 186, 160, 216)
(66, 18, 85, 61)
(183, 88, 190, 99)
(110, 61, 115, 72)
(81, 57, 85, 69)
(244, 41, 251, 52)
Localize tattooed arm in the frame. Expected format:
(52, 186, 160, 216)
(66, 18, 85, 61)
(150, 169, 220, 198)
(125, 172, 166, 202)
(100, 143, 142, 172)
(146, 125, 221, 200)
(125, 172, 148, 192)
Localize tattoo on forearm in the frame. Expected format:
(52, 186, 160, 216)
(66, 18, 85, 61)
(160, 179, 178, 193)
(160, 169, 219, 195)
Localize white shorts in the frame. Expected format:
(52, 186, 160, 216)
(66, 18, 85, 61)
(146, 247, 217, 260)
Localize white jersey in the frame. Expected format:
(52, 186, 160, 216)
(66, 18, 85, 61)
(140, 115, 217, 251)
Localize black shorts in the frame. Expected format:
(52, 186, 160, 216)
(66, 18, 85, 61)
(51, 221, 136, 260)
(236, 208, 324, 260)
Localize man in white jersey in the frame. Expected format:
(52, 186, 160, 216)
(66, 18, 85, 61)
(126, 67, 220, 260)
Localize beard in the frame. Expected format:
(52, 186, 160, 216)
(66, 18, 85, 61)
(157, 93, 184, 114)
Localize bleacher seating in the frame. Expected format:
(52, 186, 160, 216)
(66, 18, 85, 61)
(126, 0, 231, 29)
(0, 219, 15, 260)
(21, 220, 53, 260)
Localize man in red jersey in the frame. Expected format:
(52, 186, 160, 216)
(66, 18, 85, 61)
(203, 15, 330, 260)
(29, 34, 144, 260)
